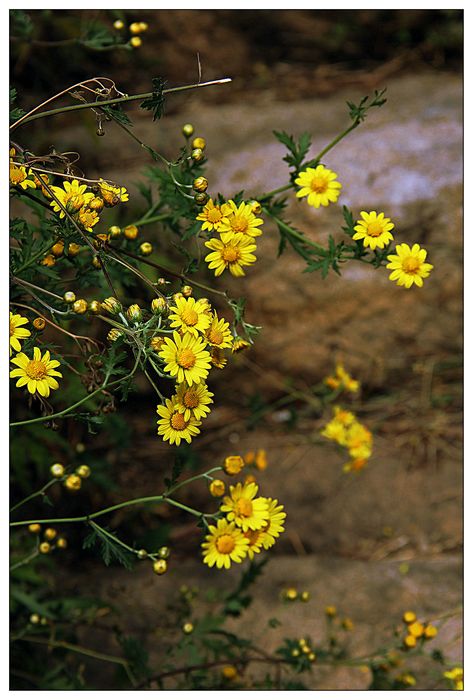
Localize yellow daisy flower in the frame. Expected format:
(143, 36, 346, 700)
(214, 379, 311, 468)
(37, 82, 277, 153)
(220, 482, 269, 532)
(76, 207, 100, 232)
(243, 528, 266, 559)
(295, 165, 342, 208)
(320, 419, 347, 444)
(158, 331, 211, 385)
(345, 422, 373, 460)
(444, 667, 463, 690)
(9, 312, 31, 356)
(50, 180, 94, 218)
(156, 396, 202, 445)
(168, 297, 211, 337)
(232, 337, 251, 353)
(97, 178, 129, 207)
(10, 347, 62, 397)
(196, 198, 232, 231)
(201, 518, 249, 569)
(332, 406, 356, 426)
(204, 312, 233, 349)
(386, 243, 434, 289)
(259, 498, 286, 549)
(353, 211, 394, 250)
(210, 347, 227, 369)
(175, 381, 213, 421)
(205, 232, 257, 277)
(217, 199, 264, 238)
(9, 161, 36, 190)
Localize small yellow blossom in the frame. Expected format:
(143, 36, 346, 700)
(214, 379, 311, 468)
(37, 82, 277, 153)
(201, 518, 249, 569)
(9, 160, 36, 190)
(205, 232, 257, 277)
(295, 165, 341, 208)
(217, 199, 264, 238)
(156, 396, 202, 446)
(159, 331, 212, 385)
(9, 312, 31, 356)
(10, 347, 62, 397)
(168, 297, 211, 337)
(259, 498, 286, 548)
(98, 178, 129, 206)
(353, 211, 395, 250)
(50, 179, 94, 218)
(220, 482, 269, 532)
(224, 455, 245, 475)
(386, 243, 433, 289)
(174, 381, 213, 421)
(204, 312, 233, 349)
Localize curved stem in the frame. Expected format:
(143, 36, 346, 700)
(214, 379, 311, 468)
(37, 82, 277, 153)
(10, 478, 58, 513)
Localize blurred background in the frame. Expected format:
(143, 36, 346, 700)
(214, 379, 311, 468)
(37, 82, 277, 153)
(10, 9, 462, 690)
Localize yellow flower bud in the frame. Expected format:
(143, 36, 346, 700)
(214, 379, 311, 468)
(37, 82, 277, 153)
(64, 474, 82, 491)
(39, 542, 51, 554)
(51, 240, 64, 257)
(139, 242, 153, 256)
(102, 297, 122, 315)
(28, 523, 41, 534)
(285, 587, 298, 601)
(130, 36, 142, 48)
(113, 19, 124, 30)
(76, 464, 91, 478)
(255, 449, 267, 471)
(108, 225, 121, 238)
(249, 200, 262, 215)
(89, 196, 104, 212)
(181, 285, 193, 297)
(182, 622, 194, 634)
(124, 224, 139, 240)
(182, 123, 194, 137)
(56, 537, 67, 549)
(88, 300, 102, 315)
(223, 455, 244, 475)
(44, 528, 57, 541)
(221, 665, 237, 680)
(29, 613, 40, 624)
(191, 148, 204, 162)
(41, 254, 56, 267)
(403, 634, 417, 649)
(209, 479, 225, 497)
(63, 291, 76, 304)
(153, 559, 167, 575)
(137, 549, 148, 559)
(300, 591, 310, 602)
(325, 606, 337, 617)
(308, 652, 316, 662)
(194, 192, 209, 205)
(193, 176, 208, 193)
(192, 137, 206, 150)
(129, 21, 142, 34)
(126, 304, 142, 322)
(67, 243, 81, 257)
(403, 610, 416, 624)
(423, 624, 438, 639)
(92, 255, 102, 269)
(342, 617, 354, 631)
(107, 329, 124, 343)
(33, 317, 46, 331)
(139, 22, 149, 32)
(407, 621, 424, 638)
(72, 299, 88, 314)
(158, 546, 171, 559)
(150, 336, 164, 351)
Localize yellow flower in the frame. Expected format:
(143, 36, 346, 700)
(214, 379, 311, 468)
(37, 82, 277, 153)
(175, 381, 213, 421)
(220, 482, 269, 532)
(196, 198, 232, 231)
(295, 165, 342, 208)
(407, 621, 425, 638)
(243, 527, 266, 559)
(232, 337, 251, 353)
(9, 161, 36, 190)
(159, 331, 211, 385)
(204, 312, 233, 349)
(224, 455, 245, 475)
(217, 199, 264, 238)
(210, 347, 227, 369)
(156, 397, 201, 445)
(345, 422, 373, 460)
(353, 211, 395, 250)
(444, 667, 463, 690)
(321, 419, 347, 444)
(403, 611, 417, 624)
(168, 297, 211, 337)
(324, 363, 359, 393)
(386, 243, 433, 289)
(98, 178, 129, 206)
(255, 449, 268, 471)
(423, 624, 438, 639)
(10, 347, 62, 397)
(9, 312, 30, 356)
(76, 207, 100, 232)
(202, 518, 249, 569)
(50, 179, 94, 218)
(333, 406, 356, 426)
(259, 498, 286, 548)
(205, 232, 257, 277)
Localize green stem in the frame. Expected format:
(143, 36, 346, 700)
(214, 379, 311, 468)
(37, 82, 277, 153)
(10, 478, 58, 513)
(265, 212, 327, 256)
(163, 497, 209, 519)
(131, 212, 168, 228)
(10, 549, 40, 572)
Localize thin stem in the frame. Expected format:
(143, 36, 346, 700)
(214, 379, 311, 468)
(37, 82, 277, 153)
(10, 549, 40, 572)
(11, 276, 63, 301)
(265, 212, 327, 256)
(10, 478, 58, 513)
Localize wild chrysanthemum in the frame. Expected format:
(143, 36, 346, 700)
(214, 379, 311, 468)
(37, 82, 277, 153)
(50, 179, 94, 217)
(295, 165, 342, 208)
(353, 211, 394, 250)
(76, 207, 100, 232)
(156, 396, 202, 445)
(259, 498, 286, 548)
(217, 199, 264, 238)
(201, 518, 249, 569)
(9, 162, 36, 190)
(345, 422, 373, 460)
(175, 381, 213, 421)
(9, 312, 31, 356)
(196, 198, 232, 231)
(220, 482, 269, 532)
(10, 347, 62, 397)
(159, 331, 211, 385)
(97, 178, 129, 206)
(168, 297, 211, 337)
(210, 347, 227, 369)
(205, 232, 257, 277)
(204, 312, 233, 349)
(243, 528, 266, 559)
(386, 243, 433, 288)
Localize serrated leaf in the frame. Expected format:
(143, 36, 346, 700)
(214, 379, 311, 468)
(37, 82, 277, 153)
(140, 77, 166, 121)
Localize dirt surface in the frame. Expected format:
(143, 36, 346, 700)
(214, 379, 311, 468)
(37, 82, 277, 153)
(44, 71, 463, 690)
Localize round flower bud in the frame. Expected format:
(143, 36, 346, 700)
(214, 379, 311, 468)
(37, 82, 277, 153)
(249, 200, 262, 215)
(95, 233, 110, 245)
(108, 225, 121, 238)
(130, 36, 142, 48)
(92, 255, 102, 269)
(182, 123, 194, 137)
(285, 587, 298, 601)
(403, 634, 417, 649)
(40, 617, 48, 626)
(222, 665, 237, 680)
(63, 291, 76, 304)
(158, 546, 170, 559)
(33, 317, 46, 331)
(139, 242, 153, 256)
(137, 549, 148, 560)
(41, 254, 56, 267)
(88, 300, 102, 315)
(300, 591, 310, 602)
(51, 241, 64, 257)
(182, 622, 194, 634)
(301, 644, 311, 654)
(193, 176, 208, 193)
(67, 243, 81, 257)
(72, 299, 88, 314)
(150, 336, 164, 352)
(151, 297, 167, 315)
(64, 474, 82, 491)
(173, 292, 184, 303)
(113, 19, 124, 30)
(56, 537, 67, 549)
(129, 21, 142, 34)
(107, 329, 124, 343)
(102, 297, 122, 315)
(44, 528, 57, 541)
(124, 224, 139, 240)
(153, 559, 167, 575)
(223, 455, 245, 475)
(194, 192, 209, 205)
(308, 652, 316, 662)
(325, 606, 337, 617)
(28, 523, 41, 534)
(76, 464, 91, 478)
(39, 542, 51, 554)
(191, 148, 204, 162)
(126, 304, 142, 322)
(192, 137, 206, 150)
(291, 648, 300, 657)
(181, 285, 193, 297)
(157, 277, 168, 286)
(89, 196, 104, 212)
(407, 621, 424, 638)
(139, 22, 149, 32)
(403, 610, 416, 624)
(423, 624, 438, 639)
(209, 479, 225, 497)
(30, 613, 40, 624)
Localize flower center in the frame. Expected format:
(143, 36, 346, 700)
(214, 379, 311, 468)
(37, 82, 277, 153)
(25, 359, 47, 380)
(183, 389, 199, 408)
(245, 529, 260, 546)
(216, 534, 235, 554)
(231, 215, 249, 233)
(9, 321, 15, 337)
(170, 412, 188, 430)
(402, 256, 421, 274)
(366, 222, 383, 237)
(177, 348, 196, 369)
(180, 308, 199, 326)
(236, 497, 253, 518)
(207, 328, 224, 345)
(207, 207, 223, 223)
(310, 176, 328, 193)
(222, 245, 240, 263)
(66, 194, 85, 213)
(10, 164, 26, 185)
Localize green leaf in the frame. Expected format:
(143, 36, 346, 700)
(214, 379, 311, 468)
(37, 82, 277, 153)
(83, 524, 134, 570)
(140, 77, 167, 121)
(100, 103, 132, 126)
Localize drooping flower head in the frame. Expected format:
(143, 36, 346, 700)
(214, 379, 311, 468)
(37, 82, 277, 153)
(156, 396, 201, 445)
(201, 518, 249, 569)
(168, 297, 211, 337)
(220, 482, 269, 532)
(295, 165, 342, 209)
(97, 178, 129, 207)
(217, 199, 264, 238)
(9, 312, 31, 356)
(353, 211, 394, 250)
(386, 243, 433, 288)
(159, 331, 211, 385)
(10, 347, 62, 397)
(205, 232, 257, 277)
(196, 198, 232, 232)
(174, 381, 214, 421)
